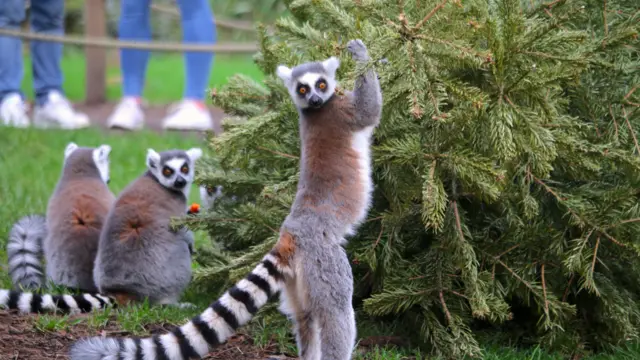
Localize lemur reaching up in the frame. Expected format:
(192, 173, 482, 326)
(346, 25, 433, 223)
(69, 38, 382, 360)
(2, 143, 117, 312)
(1, 147, 201, 315)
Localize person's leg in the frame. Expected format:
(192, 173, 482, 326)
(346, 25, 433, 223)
(0, 0, 29, 127)
(119, 0, 152, 99)
(106, 0, 151, 130)
(162, 0, 216, 131)
(30, 0, 64, 106)
(30, 0, 89, 129)
(0, 0, 26, 102)
(178, 0, 216, 101)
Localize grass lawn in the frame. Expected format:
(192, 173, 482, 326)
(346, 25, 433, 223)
(19, 48, 264, 104)
(1, 53, 640, 359)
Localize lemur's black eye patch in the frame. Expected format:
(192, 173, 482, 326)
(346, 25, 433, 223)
(296, 83, 310, 97)
(162, 166, 174, 177)
(316, 79, 327, 91)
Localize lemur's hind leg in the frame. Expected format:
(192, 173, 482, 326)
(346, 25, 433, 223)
(347, 39, 382, 128)
(295, 310, 321, 360)
(280, 278, 321, 360)
(318, 307, 357, 360)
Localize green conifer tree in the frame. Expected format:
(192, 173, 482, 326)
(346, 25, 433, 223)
(184, 0, 639, 357)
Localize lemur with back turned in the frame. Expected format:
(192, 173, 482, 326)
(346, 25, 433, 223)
(69, 38, 382, 360)
(2, 142, 116, 313)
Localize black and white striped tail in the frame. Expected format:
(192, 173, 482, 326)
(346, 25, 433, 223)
(69, 253, 292, 360)
(0, 289, 116, 314)
(7, 214, 47, 290)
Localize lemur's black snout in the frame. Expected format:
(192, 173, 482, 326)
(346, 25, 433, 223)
(309, 95, 323, 108)
(174, 177, 187, 189)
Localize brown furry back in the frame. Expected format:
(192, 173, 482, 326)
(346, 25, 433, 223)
(45, 148, 115, 292)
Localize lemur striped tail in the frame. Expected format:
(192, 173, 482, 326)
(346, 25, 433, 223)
(0, 289, 116, 314)
(69, 253, 292, 360)
(7, 214, 47, 290)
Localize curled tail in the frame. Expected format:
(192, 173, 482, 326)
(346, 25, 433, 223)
(7, 214, 47, 290)
(69, 253, 292, 360)
(0, 289, 116, 314)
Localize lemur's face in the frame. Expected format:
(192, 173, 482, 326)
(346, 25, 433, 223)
(146, 148, 202, 196)
(276, 57, 340, 110)
(199, 184, 223, 209)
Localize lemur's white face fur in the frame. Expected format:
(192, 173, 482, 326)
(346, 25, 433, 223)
(276, 57, 340, 110)
(146, 147, 203, 197)
(199, 184, 223, 209)
(64, 142, 111, 184)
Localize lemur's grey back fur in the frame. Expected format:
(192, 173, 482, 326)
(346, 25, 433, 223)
(7, 214, 47, 290)
(69, 39, 382, 360)
(92, 147, 202, 306)
(44, 143, 115, 293)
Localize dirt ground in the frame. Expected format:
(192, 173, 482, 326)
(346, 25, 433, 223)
(0, 310, 295, 360)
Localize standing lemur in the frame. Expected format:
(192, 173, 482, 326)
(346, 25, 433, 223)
(1, 147, 202, 314)
(70, 38, 382, 360)
(3, 142, 117, 312)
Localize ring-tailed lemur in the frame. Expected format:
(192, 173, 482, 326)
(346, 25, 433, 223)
(7, 214, 47, 290)
(199, 184, 224, 209)
(69, 38, 382, 360)
(1, 142, 118, 313)
(91, 148, 202, 307)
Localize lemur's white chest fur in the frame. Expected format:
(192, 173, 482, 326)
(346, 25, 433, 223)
(346, 125, 375, 236)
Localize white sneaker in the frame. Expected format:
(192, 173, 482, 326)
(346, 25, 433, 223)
(162, 100, 213, 131)
(107, 97, 145, 130)
(33, 91, 90, 129)
(0, 93, 30, 128)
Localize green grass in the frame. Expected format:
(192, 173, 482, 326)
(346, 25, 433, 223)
(19, 48, 264, 104)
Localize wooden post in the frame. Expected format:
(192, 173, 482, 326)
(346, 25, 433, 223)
(84, 0, 107, 104)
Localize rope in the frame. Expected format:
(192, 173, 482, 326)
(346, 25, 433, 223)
(0, 28, 258, 53)
(150, 4, 257, 32)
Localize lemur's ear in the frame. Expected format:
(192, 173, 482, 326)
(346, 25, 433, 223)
(186, 148, 203, 162)
(64, 142, 78, 159)
(276, 65, 293, 83)
(146, 148, 160, 169)
(96, 144, 111, 160)
(322, 57, 340, 76)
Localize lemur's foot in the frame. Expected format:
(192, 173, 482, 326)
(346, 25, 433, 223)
(347, 39, 370, 61)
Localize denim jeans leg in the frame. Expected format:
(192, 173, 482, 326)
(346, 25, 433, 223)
(30, 0, 65, 106)
(0, 0, 26, 103)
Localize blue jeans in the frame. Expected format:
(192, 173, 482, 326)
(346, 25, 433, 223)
(119, 0, 216, 101)
(0, 0, 65, 106)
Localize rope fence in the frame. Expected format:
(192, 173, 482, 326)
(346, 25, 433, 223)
(10, 0, 265, 104)
(0, 28, 258, 53)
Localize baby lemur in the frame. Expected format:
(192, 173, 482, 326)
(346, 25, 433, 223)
(70, 38, 382, 360)
(92, 147, 202, 306)
(2, 143, 117, 313)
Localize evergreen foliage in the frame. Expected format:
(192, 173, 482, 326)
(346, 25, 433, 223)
(184, 0, 640, 357)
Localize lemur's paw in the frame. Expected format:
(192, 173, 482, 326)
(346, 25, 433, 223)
(347, 39, 369, 61)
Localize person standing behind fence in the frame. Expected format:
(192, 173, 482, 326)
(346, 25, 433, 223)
(0, 0, 90, 129)
(106, 0, 216, 131)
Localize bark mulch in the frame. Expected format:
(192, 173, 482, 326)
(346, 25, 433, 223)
(0, 310, 295, 360)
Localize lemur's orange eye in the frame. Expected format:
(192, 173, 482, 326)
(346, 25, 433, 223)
(299, 87, 306, 94)
(162, 166, 174, 177)
(318, 82, 326, 90)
